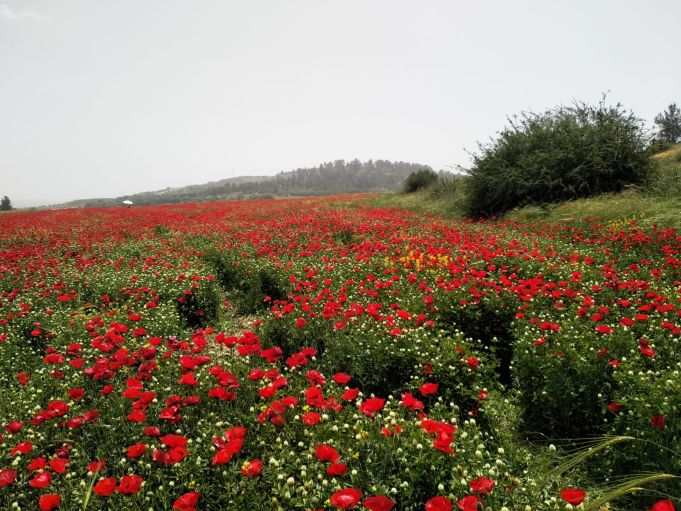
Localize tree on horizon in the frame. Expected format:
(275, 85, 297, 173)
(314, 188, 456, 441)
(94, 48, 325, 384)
(0, 195, 12, 211)
(654, 103, 681, 143)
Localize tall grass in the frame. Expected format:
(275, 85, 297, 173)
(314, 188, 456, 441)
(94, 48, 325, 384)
(426, 175, 469, 213)
(646, 157, 681, 199)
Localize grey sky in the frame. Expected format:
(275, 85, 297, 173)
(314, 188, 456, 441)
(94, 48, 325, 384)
(1, 1, 680, 207)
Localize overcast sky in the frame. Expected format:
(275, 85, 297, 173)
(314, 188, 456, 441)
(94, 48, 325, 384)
(1, 1, 680, 207)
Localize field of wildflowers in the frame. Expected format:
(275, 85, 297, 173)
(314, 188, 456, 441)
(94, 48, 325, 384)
(0, 196, 678, 510)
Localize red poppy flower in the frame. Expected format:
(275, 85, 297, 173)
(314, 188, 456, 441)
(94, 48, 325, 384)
(241, 459, 262, 478)
(469, 477, 495, 494)
(49, 457, 68, 474)
(457, 495, 482, 511)
(27, 457, 47, 472)
(67, 388, 85, 400)
(126, 409, 146, 422)
(640, 345, 656, 358)
(178, 372, 199, 386)
(11, 441, 32, 455)
(39, 494, 61, 511)
(127, 443, 146, 458)
(326, 462, 348, 476)
(29, 470, 52, 488)
(333, 372, 351, 384)
(0, 468, 17, 488)
(315, 444, 340, 463)
(330, 488, 362, 509)
(358, 398, 385, 418)
(401, 392, 424, 412)
(466, 357, 480, 370)
(433, 431, 456, 454)
(560, 487, 586, 505)
(117, 474, 143, 495)
(419, 382, 439, 395)
(173, 491, 200, 511)
(651, 500, 675, 511)
(93, 477, 117, 496)
(100, 384, 114, 396)
(87, 460, 106, 473)
(425, 496, 453, 511)
(302, 412, 321, 426)
(607, 402, 623, 413)
(143, 426, 161, 437)
(161, 434, 188, 448)
(17, 372, 30, 385)
(208, 387, 236, 401)
(6, 421, 23, 434)
(341, 388, 360, 401)
(651, 415, 666, 429)
(362, 495, 395, 511)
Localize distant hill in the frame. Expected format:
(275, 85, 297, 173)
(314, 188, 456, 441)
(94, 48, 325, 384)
(54, 159, 435, 208)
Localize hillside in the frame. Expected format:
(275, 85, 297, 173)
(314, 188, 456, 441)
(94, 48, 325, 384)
(651, 143, 681, 160)
(54, 159, 432, 208)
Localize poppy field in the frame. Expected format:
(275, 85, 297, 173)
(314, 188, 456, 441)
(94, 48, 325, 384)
(0, 196, 679, 510)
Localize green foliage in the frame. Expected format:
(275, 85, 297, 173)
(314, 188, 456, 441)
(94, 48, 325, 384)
(513, 334, 614, 438)
(654, 103, 681, 143)
(403, 169, 439, 193)
(203, 248, 287, 315)
(436, 292, 516, 386)
(176, 279, 223, 328)
(465, 99, 654, 217)
(650, 138, 673, 154)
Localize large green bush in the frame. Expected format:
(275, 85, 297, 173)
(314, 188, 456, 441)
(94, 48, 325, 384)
(403, 168, 439, 193)
(465, 100, 654, 217)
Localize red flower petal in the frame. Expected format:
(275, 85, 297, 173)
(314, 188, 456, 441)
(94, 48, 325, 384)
(326, 462, 348, 476)
(173, 491, 200, 511)
(93, 477, 117, 497)
(560, 487, 586, 505)
(362, 495, 395, 511)
(651, 500, 676, 511)
(468, 477, 495, 494)
(457, 495, 483, 511)
(29, 471, 52, 488)
(117, 474, 143, 495)
(330, 488, 362, 509)
(425, 496, 453, 511)
(315, 444, 340, 463)
(39, 494, 61, 511)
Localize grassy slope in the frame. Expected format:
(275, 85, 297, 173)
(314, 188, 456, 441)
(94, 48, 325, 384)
(375, 145, 681, 227)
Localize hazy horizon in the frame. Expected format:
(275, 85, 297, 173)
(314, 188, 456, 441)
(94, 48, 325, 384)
(2, 0, 680, 208)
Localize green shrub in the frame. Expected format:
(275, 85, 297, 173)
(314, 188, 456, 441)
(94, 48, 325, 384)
(403, 169, 439, 193)
(465, 99, 654, 217)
